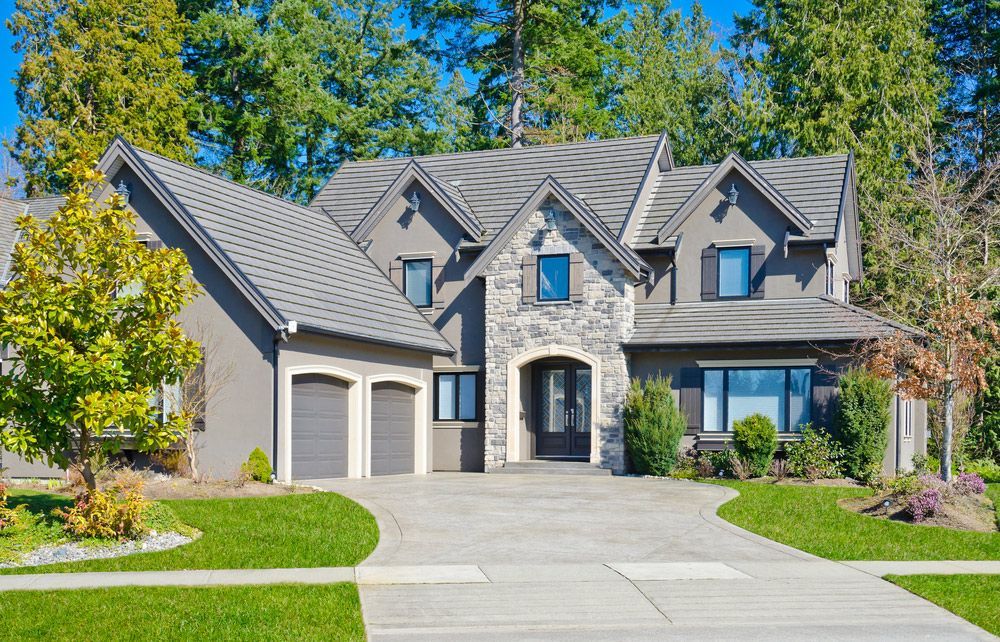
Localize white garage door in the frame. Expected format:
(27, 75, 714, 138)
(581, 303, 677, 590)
(292, 373, 349, 479)
(370, 381, 415, 476)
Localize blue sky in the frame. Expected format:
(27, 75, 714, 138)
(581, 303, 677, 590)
(0, 0, 751, 137)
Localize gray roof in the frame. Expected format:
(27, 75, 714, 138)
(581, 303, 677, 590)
(626, 296, 915, 348)
(634, 154, 850, 245)
(0, 195, 66, 285)
(311, 135, 663, 240)
(102, 141, 454, 355)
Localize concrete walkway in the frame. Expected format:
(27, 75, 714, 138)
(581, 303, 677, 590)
(311, 473, 996, 641)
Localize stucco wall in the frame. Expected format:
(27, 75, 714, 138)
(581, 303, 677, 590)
(482, 201, 635, 472)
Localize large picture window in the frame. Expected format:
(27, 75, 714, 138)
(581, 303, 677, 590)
(718, 247, 750, 298)
(537, 254, 570, 301)
(702, 367, 811, 432)
(403, 259, 433, 308)
(434, 372, 478, 421)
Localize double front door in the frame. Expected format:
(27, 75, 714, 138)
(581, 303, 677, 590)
(535, 363, 592, 458)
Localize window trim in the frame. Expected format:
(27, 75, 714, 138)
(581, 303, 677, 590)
(701, 366, 813, 433)
(433, 372, 479, 422)
(402, 258, 433, 308)
(537, 253, 570, 302)
(902, 398, 913, 440)
(716, 246, 751, 299)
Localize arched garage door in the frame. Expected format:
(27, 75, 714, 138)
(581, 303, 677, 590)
(292, 373, 349, 479)
(370, 381, 415, 475)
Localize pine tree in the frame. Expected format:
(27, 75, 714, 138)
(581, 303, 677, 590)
(8, 0, 194, 196)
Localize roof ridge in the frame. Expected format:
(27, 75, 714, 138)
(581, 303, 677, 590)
(669, 152, 852, 172)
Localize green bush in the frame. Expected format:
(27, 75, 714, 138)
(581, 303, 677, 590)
(834, 368, 892, 482)
(786, 425, 843, 480)
(624, 374, 687, 476)
(241, 448, 273, 483)
(732, 413, 777, 477)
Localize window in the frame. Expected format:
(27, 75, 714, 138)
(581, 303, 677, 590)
(702, 367, 812, 432)
(902, 398, 913, 440)
(435, 372, 478, 421)
(843, 277, 851, 304)
(537, 254, 570, 301)
(718, 247, 750, 297)
(403, 259, 433, 308)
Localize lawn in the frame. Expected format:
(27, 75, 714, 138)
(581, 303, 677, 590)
(709, 481, 999, 560)
(0, 583, 365, 641)
(887, 574, 1000, 637)
(1, 489, 378, 574)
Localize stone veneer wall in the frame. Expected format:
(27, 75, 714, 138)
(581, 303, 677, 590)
(482, 201, 635, 472)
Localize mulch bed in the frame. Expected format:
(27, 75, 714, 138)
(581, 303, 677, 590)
(839, 493, 998, 533)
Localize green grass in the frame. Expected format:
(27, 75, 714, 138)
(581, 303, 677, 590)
(1, 490, 378, 574)
(0, 583, 364, 641)
(887, 574, 1000, 636)
(709, 481, 1000, 560)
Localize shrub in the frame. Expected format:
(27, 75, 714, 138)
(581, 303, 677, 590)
(624, 375, 687, 476)
(911, 453, 929, 475)
(886, 473, 921, 496)
(953, 472, 987, 496)
(696, 457, 715, 478)
(241, 448, 273, 483)
(55, 481, 148, 540)
(769, 458, 789, 481)
(732, 413, 777, 477)
(669, 448, 699, 479)
(906, 488, 942, 522)
(786, 425, 844, 480)
(706, 449, 733, 477)
(963, 459, 1000, 483)
(151, 449, 191, 478)
(834, 368, 892, 483)
(0, 483, 18, 531)
(729, 454, 753, 480)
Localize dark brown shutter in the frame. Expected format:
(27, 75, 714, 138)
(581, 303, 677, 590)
(184, 348, 207, 432)
(432, 258, 446, 310)
(569, 253, 585, 302)
(750, 245, 766, 299)
(521, 255, 537, 304)
(811, 367, 840, 433)
(701, 247, 717, 301)
(389, 259, 403, 290)
(679, 367, 702, 435)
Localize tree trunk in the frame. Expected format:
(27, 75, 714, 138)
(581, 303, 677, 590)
(510, 0, 526, 148)
(80, 460, 97, 491)
(941, 378, 954, 482)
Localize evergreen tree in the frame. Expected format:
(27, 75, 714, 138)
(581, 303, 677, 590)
(7, 0, 194, 196)
(185, 0, 445, 201)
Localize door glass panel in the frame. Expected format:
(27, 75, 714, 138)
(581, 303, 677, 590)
(575, 369, 591, 433)
(539, 369, 566, 433)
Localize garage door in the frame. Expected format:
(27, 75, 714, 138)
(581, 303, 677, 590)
(370, 381, 415, 475)
(292, 373, 350, 479)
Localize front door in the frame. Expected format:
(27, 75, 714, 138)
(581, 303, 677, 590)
(535, 364, 592, 458)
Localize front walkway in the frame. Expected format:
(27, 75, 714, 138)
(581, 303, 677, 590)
(311, 473, 994, 640)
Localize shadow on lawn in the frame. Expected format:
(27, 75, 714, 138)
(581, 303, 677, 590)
(8, 490, 74, 524)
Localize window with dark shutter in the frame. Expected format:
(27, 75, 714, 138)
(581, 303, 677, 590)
(569, 253, 584, 302)
(701, 248, 717, 301)
(679, 367, 702, 434)
(750, 245, 765, 299)
(521, 255, 537, 304)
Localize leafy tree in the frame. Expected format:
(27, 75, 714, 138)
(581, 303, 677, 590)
(185, 0, 445, 201)
(7, 0, 194, 196)
(623, 374, 686, 475)
(0, 157, 202, 489)
(608, 0, 736, 165)
(834, 368, 893, 482)
(410, 0, 621, 147)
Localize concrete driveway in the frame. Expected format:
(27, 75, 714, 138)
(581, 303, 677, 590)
(312, 473, 992, 641)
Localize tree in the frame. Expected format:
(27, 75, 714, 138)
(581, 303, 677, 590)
(608, 0, 735, 165)
(185, 0, 446, 202)
(7, 0, 194, 196)
(0, 157, 202, 489)
(623, 374, 686, 475)
(834, 368, 893, 481)
(866, 125, 1000, 481)
(410, 0, 621, 147)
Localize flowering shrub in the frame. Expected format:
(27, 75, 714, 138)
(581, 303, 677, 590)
(55, 482, 148, 540)
(953, 472, 987, 496)
(906, 488, 943, 522)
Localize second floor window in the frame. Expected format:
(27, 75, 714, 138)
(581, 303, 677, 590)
(403, 258, 433, 308)
(538, 254, 570, 301)
(718, 247, 750, 298)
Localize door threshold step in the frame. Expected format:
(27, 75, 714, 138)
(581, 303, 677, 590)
(494, 461, 611, 476)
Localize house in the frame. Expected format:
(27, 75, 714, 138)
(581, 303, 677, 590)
(1, 134, 925, 480)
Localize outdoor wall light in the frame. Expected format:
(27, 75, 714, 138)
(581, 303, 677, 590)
(544, 207, 558, 232)
(115, 180, 131, 205)
(409, 190, 422, 212)
(728, 182, 739, 206)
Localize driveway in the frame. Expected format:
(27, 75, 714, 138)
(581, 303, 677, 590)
(312, 473, 992, 641)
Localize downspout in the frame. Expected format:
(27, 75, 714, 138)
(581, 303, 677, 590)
(272, 320, 297, 480)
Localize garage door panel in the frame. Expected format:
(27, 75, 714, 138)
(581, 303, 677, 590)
(371, 381, 415, 476)
(292, 373, 349, 479)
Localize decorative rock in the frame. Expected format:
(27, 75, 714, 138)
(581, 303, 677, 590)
(0, 530, 195, 568)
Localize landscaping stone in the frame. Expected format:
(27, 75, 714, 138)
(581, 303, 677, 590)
(0, 530, 195, 569)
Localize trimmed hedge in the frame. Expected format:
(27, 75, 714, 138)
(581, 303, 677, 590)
(835, 368, 892, 482)
(732, 413, 777, 477)
(624, 374, 687, 476)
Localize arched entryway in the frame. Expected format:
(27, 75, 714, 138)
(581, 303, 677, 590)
(505, 345, 600, 465)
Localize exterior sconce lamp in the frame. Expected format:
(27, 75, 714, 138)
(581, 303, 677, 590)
(115, 180, 131, 205)
(544, 208, 557, 232)
(409, 191, 422, 212)
(727, 183, 739, 206)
